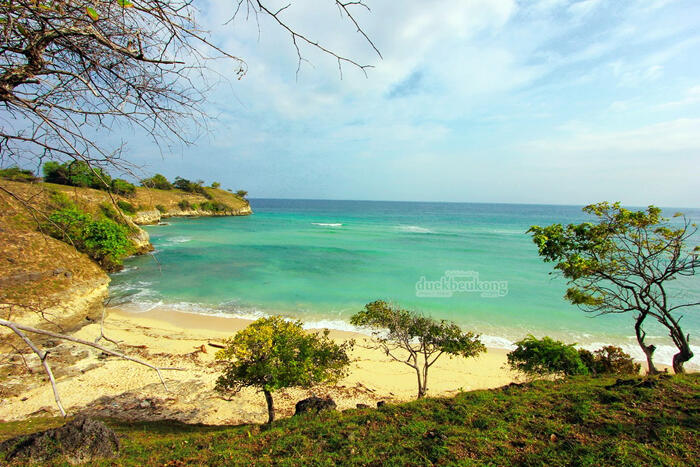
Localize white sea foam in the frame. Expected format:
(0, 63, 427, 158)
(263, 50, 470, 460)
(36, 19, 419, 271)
(312, 223, 343, 227)
(396, 225, 434, 234)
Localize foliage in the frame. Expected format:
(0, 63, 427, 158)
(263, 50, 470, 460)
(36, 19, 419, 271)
(0, 167, 38, 182)
(4, 375, 697, 465)
(579, 346, 641, 376)
(177, 200, 192, 210)
(198, 201, 230, 213)
(236, 190, 248, 198)
(507, 335, 588, 378)
(116, 200, 136, 214)
(110, 178, 136, 196)
(211, 182, 221, 189)
(43, 161, 112, 190)
(46, 207, 131, 271)
(350, 300, 485, 398)
(528, 202, 699, 374)
(155, 204, 167, 213)
(215, 316, 353, 423)
(140, 174, 173, 190)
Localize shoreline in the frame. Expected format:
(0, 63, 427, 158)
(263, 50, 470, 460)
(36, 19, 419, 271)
(0, 306, 518, 425)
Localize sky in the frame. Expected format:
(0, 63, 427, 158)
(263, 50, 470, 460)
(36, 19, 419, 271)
(128, 0, 700, 207)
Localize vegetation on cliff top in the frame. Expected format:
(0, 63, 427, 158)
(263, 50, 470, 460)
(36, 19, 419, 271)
(0, 374, 697, 466)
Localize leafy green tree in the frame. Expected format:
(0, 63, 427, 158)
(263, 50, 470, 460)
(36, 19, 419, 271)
(507, 335, 588, 379)
(140, 174, 173, 190)
(43, 161, 111, 189)
(215, 316, 353, 424)
(350, 301, 485, 398)
(235, 190, 248, 198)
(528, 202, 699, 373)
(111, 179, 136, 196)
(211, 182, 221, 189)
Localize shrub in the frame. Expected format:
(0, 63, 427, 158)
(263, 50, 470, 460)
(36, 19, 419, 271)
(155, 204, 167, 213)
(178, 199, 191, 210)
(46, 207, 130, 271)
(211, 182, 220, 189)
(235, 189, 248, 198)
(216, 316, 353, 424)
(99, 202, 120, 221)
(140, 173, 173, 190)
(43, 161, 111, 190)
(117, 200, 136, 214)
(111, 178, 136, 196)
(0, 166, 38, 182)
(507, 335, 588, 378)
(579, 346, 641, 376)
(198, 201, 230, 212)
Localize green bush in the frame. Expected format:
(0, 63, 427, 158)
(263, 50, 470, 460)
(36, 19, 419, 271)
(198, 201, 230, 212)
(579, 346, 640, 376)
(111, 178, 136, 196)
(0, 166, 38, 182)
(178, 199, 191, 210)
(155, 204, 167, 213)
(140, 173, 173, 190)
(235, 189, 248, 198)
(117, 200, 136, 214)
(507, 335, 588, 378)
(99, 202, 120, 221)
(211, 182, 220, 189)
(46, 207, 131, 271)
(43, 161, 112, 190)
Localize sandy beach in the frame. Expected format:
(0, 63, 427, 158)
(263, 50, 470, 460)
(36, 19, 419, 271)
(0, 308, 519, 425)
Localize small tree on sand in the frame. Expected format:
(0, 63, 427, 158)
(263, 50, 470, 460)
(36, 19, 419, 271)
(350, 301, 485, 399)
(215, 316, 353, 424)
(528, 202, 699, 374)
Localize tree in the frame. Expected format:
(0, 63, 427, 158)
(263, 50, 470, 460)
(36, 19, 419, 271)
(506, 335, 588, 379)
(350, 300, 485, 399)
(211, 182, 221, 189)
(140, 174, 173, 190)
(236, 190, 248, 198)
(215, 316, 353, 424)
(528, 202, 699, 374)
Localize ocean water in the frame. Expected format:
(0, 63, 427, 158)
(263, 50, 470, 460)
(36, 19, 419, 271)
(110, 199, 700, 367)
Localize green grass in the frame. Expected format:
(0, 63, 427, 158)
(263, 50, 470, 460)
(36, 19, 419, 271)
(1, 374, 698, 466)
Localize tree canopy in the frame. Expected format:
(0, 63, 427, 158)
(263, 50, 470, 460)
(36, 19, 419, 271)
(528, 202, 699, 373)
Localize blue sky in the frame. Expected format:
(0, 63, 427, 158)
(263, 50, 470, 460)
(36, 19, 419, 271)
(129, 0, 700, 207)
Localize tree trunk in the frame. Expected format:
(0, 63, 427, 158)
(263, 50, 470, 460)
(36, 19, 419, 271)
(263, 389, 275, 424)
(415, 367, 425, 399)
(670, 330, 693, 374)
(635, 313, 658, 375)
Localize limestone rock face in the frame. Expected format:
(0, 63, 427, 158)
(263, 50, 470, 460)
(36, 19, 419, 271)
(132, 209, 161, 225)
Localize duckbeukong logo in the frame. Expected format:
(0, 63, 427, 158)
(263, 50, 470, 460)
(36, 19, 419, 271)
(415, 271, 508, 298)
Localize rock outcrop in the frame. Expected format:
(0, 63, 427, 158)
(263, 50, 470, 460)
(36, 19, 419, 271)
(0, 416, 120, 464)
(294, 396, 337, 416)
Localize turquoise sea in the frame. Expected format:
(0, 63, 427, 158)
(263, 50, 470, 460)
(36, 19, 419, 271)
(110, 200, 700, 368)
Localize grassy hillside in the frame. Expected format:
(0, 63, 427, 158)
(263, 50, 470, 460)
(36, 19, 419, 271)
(0, 374, 697, 466)
(0, 179, 250, 322)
